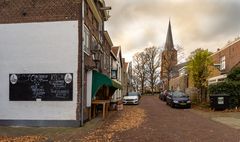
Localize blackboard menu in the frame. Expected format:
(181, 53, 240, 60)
(9, 73, 73, 101)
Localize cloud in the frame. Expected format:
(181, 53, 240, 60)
(105, 0, 240, 62)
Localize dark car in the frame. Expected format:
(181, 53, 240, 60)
(159, 90, 171, 101)
(166, 91, 191, 108)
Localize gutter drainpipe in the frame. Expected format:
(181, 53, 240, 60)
(81, 0, 85, 126)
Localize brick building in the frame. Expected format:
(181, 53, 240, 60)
(208, 38, 240, 84)
(160, 20, 177, 90)
(0, 0, 121, 127)
(169, 63, 188, 92)
(110, 46, 123, 102)
(121, 59, 129, 97)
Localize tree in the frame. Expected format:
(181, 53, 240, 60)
(144, 46, 161, 95)
(227, 67, 240, 81)
(132, 74, 140, 92)
(132, 52, 148, 94)
(187, 48, 212, 102)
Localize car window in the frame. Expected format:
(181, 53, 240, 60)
(172, 92, 187, 98)
(128, 92, 139, 96)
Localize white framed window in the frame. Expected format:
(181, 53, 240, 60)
(220, 56, 225, 70)
(91, 36, 98, 51)
(99, 22, 103, 44)
(104, 52, 107, 69)
(84, 25, 90, 54)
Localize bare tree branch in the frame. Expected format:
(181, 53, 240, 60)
(144, 46, 161, 94)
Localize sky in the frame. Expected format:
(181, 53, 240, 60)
(105, 0, 240, 62)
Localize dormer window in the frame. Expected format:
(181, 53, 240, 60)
(220, 56, 225, 70)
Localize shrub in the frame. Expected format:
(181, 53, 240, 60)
(208, 81, 240, 108)
(208, 67, 240, 108)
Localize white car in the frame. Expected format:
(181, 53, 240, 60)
(123, 92, 141, 105)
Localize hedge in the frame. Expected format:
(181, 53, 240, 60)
(208, 81, 240, 108)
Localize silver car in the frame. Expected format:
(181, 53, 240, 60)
(123, 92, 141, 105)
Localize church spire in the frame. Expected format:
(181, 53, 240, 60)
(164, 20, 175, 51)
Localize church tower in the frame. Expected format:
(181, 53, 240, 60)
(160, 20, 177, 90)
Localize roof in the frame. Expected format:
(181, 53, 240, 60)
(210, 38, 240, 57)
(110, 51, 117, 60)
(171, 62, 188, 77)
(111, 46, 119, 57)
(111, 46, 123, 67)
(164, 20, 175, 51)
(104, 31, 113, 47)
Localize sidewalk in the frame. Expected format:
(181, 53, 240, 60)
(0, 114, 109, 142)
(191, 107, 240, 129)
(0, 106, 145, 142)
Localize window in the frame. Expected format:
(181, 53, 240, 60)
(91, 36, 98, 51)
(99, 22, 103, 44)
(84, 25, 90, 54)
(118, 64, 121, 80)
(84, 3, 88, 16)
(220, 56, 225, 70)
(107, 56, 110, 71)
(101, 53, 104, 69)
(103, 52, 106, 69)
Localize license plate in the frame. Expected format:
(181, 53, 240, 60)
(180, 103, 186, 105)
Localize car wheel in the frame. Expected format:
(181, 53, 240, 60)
(171, 103, 175, 108)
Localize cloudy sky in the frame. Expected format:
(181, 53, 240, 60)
(105, 0, 240, 62)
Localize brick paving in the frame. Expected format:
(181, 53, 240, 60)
(1, 96, 240, 142)
(111, 96, 240, 142)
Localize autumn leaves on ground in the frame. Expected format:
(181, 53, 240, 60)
(82, 106, 146, 142)
(0, 106, 146, 142)
(0, 136, 47, 142)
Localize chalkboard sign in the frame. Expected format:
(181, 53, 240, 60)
(9, 73, 73, 101)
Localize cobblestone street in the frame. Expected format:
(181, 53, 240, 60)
(111, 96, 240, 142)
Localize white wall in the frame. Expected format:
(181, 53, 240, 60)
(0, 21, 78, 120)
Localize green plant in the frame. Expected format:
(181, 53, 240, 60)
(187, 48, 213, 102)
(227, 67, 240, 81)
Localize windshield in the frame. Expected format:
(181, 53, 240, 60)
(128, 92, 139, 96)
(172, 92, 187, 98)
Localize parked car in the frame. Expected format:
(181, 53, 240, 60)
(123, 92, 141, 105)
(166, 91, 191, 108)
(159, 90, 171, 101)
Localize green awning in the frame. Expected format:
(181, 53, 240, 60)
(92, 70, 122, 98)
(111, 79, 122, 90)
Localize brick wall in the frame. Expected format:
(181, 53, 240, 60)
(0, 0, 80, 24)
(84, 2, 100, 42)
(101, 35, 111, 76)
(161, 50, 177, 90)
(210, 39, 240, 77)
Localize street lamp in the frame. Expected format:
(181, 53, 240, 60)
(111, 68, 117, 79)
(93, 51, 101, 70)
